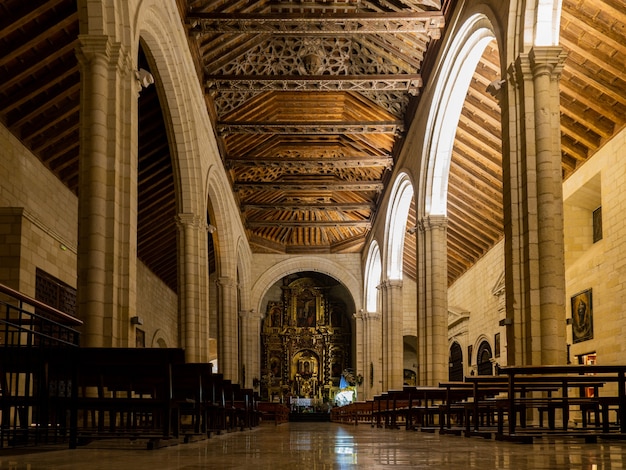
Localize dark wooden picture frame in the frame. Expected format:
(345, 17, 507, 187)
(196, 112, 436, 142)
(494, 332, 501, 358)
(572, 288, 593, 343)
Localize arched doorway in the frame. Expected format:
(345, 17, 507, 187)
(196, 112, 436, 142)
(260, 272, 354, 406)
(476, 341, 493, 376)
(448, 342, 463, 381)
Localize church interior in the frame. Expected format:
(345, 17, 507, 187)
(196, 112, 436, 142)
(1, 0, 626, 466)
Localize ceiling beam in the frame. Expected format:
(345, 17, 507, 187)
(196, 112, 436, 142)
(246, 220, 372, 228)
(188, 11, 445, 35)
(218, 121, 403, 135)
(234, 181, 384, 191)
(205, 74, 422, 93)
(227, 156, 393, 169)
(243, 203, 373, 211)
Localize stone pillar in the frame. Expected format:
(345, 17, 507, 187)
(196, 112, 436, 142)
(240, 309, 262, 389)
(176, 213, 210, 362)
(217, 276, 239, 381)
(416, 215, 448, 385)
(366, 311, 382, 398)
(76, 35, 138, 347)
(353, 310, 366, 398)
(504, 47, 567, 365)
(380, 279, 403, 391)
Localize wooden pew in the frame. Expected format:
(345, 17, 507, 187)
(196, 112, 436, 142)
(70, 347, 185, 449)
(496, 365, 626, 442)
(403, 386, 451, 432)
(257, 402, 290, 425)
(172, 362, 215, 441)
(0, 346, 76, 447)
(233, 384, 255, 430)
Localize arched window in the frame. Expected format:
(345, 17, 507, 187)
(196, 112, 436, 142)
(448, 342, 463, 381)
(385, 173, 413, 280)
(476, 341, 493, 376)
(364, 242, 382, 313)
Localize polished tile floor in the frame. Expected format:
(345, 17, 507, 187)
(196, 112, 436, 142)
(2, 422, 626, 469)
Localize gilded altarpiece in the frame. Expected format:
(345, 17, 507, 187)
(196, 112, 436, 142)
(261, 277, 351, 403)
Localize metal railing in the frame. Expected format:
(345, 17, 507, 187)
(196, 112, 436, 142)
(0, 283, 82, 447)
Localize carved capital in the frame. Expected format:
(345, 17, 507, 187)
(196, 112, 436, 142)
(528, 46, 567, 81)
(240, 309, 262, 320)
(176, 213, 206, 230)
(217, 276, 236, 288)
(418, 214, 448, 232)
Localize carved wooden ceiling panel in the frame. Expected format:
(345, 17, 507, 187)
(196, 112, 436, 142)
(188, 0, 445, 255)
(0, 0, 624, 290)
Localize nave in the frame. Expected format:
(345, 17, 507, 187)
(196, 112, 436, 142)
(1, 422, 624, 470)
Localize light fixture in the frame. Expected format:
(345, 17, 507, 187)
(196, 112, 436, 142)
(207, 224, 217, 234)
(135, 68, 154, 88)
(130, 316, 144, 326)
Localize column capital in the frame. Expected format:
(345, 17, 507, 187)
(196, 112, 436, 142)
(358, 311, 380, 321)
(511, 47, 567, 85)
(240, 309, 262, 320)
(217, 276, 236, 288)
(528, 46, 567, 80)
(176, 213, 207, 230)
(76, 35, 132, 73)
(380, 279, 403, 290)
(418, 214, 448, 232)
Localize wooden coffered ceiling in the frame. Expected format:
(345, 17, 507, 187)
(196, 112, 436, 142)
(187, 0, 448, 257)
(0, 0, 624, 293)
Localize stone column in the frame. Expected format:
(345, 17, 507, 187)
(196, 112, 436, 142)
(380, 279, 403, 391)
(217, 276, 239, 381)
(353, 310, 366, 398)
(416, 215, 448, 385)
(76, 35, 137, 347)
(240, 309, 262, 389)
(366, 311, 382, 398)
(504, 47, 567, 365)
(176, 213, 210, 362)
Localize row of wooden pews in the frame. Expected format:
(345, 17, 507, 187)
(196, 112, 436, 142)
(257, 402, 290, 425)
(73, 347, 262, 448)
(330, 365, 626, 444)
(0, 346, 261, 449)
(0, 283, 263, 449)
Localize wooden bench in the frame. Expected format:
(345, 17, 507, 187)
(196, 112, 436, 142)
(495, 365, 626, 442)
(172, 362, 218, 441)
(257, 402, 290, 425)
(0, 346, 77, 447)
(70, 347, 185, 449)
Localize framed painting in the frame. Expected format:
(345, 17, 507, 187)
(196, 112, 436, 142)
(572, 288, 593, 343)
(494, 332, 501, 358)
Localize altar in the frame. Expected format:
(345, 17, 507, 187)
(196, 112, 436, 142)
(260, 275, 352, 405)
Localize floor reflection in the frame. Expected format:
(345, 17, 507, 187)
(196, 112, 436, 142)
(1, 422, 626, 469)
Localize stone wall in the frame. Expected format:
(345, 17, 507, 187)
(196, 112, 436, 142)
(563, 127, 626, 365)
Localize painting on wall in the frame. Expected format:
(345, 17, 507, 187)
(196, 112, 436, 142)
(494, 332, 500, 358)
(572, 288, 593, 344)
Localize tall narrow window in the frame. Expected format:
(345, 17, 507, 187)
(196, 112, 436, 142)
(592, 206, 602, 243)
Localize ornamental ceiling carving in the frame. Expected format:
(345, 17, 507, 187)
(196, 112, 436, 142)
(1, 0, 624, 291)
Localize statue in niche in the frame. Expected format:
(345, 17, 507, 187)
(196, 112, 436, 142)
(269, 304, 281, 328)
(296, 290, 316, 328)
